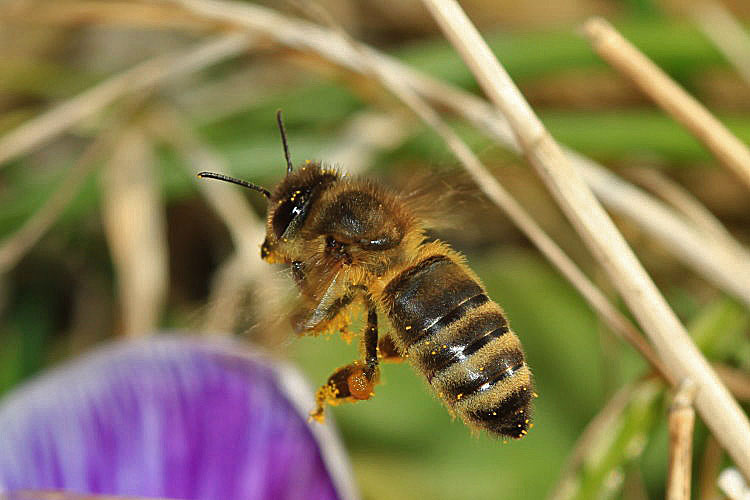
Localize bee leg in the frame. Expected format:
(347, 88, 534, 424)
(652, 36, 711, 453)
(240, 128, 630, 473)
(377, 335, 404, 363)
(362, 303, 380, 379)
(310, 302, 380, 423)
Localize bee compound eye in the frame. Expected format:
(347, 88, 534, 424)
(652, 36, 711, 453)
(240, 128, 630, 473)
(271, 194, 308, 239)
(272, 200, 295, 239)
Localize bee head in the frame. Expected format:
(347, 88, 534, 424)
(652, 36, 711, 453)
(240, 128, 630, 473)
(262, 162, 339, 255)
(197, 111, 339, 263)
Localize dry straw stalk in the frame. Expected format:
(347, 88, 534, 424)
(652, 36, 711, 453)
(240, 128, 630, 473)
(692, 1, 750, 88)
(583, 17, 750, 192)
(667, 380, 697, 500)
(100, 126, 167, 337)
(0, 33, 254, 168)
(149, 106, 283, 339)
(419, 0, 750, 479)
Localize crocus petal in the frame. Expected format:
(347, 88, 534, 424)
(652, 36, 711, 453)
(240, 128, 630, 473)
(0, 335, 357, 500)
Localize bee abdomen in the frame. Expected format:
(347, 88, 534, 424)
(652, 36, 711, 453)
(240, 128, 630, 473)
(382, 253, 533, 439)
(384, 255, 484, 344)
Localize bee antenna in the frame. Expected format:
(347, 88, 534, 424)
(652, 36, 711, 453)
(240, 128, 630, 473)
(276, 110, 294, 174)
(196, 171, 271, 199)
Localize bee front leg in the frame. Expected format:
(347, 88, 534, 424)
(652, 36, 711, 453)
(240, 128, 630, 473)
(310, 301, 380, 422)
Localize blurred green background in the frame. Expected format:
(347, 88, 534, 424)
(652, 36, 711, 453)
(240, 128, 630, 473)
(1, 0, 750, 498)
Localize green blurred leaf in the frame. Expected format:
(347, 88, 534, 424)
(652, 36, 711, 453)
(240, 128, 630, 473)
(397, 21, 723, 86)
(688, 296, 749, 361)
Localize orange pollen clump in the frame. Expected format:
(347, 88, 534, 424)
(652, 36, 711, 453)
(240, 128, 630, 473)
(347, 369, 374, 400)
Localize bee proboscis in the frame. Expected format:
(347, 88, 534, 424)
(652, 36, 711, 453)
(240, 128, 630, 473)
(198, 112, 534, 439)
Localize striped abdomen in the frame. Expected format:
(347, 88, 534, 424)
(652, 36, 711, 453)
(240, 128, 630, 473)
(382, 254, 533, 439)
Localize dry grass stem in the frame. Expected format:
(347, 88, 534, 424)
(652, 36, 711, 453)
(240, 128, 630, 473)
(151, 107, 285, 342)
(712, 364, 750, 403)
(667, 379, 697, 500)
(0, 133, 109, 274)
(692, 1, 750, 86)
(548, 382, 640, 500)
(100, 127, 168, 337)
(389, 65, 750, 307)
(572, 155, 750, 307)
(583, 17, 750, 191)
(167, 0, 750, 310)
(404, 71, 750, 307)
(0, 33, 253, 168)
(698, 435, 723, 500)
(420, 0, 750, 478)
(627, 168, 742, 252)
(155, 109, 266, 262)
(321, 111, 410, 175)
(173, 66, 292, 126)
(6, 0, 209, 30)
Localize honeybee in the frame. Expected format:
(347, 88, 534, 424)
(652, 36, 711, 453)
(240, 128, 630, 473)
(198, 112, 534, 439)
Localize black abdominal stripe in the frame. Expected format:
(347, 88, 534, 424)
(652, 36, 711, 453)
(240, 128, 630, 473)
(383, 255, 532, 439)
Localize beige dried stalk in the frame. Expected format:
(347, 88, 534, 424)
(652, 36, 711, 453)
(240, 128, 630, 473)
(149, 107, 284, 342)
(692, 1, 750, 87)
(419, 0, 750, 479)
(0, 33, 254, 168)
(583, 17, 750, 192)
(627, 168, 741, 251)
(100, 126, 168, 337)
(698, 435, 723, 500)
(712, 364, 750, 403)
(321, 111, 410, 175)
(667, 380, 697, 500)
(0, 133, 109, 274)
(571, 156, 750, 306)
(548, 382, 641, 500)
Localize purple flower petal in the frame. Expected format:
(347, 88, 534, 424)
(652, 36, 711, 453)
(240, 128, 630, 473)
(0, 335, 357, 500)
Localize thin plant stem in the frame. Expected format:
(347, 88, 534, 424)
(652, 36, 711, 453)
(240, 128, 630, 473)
(100, 125, 168, 337)
(583, 17, 750, 192)
(0, 94, 152, 275)
(698, 435, 723, 500)
(692, 1, 750, 87)
(0, 33, 254, 168)
(148, 106, 285, 344)
(667, 379, 697, 500)
(627, 168, 741, 251)
(0, 134, 108, 274)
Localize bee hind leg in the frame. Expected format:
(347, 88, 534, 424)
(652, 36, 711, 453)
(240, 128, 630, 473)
(309, 302, 381, 422)
(377, 335, 404, 363)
